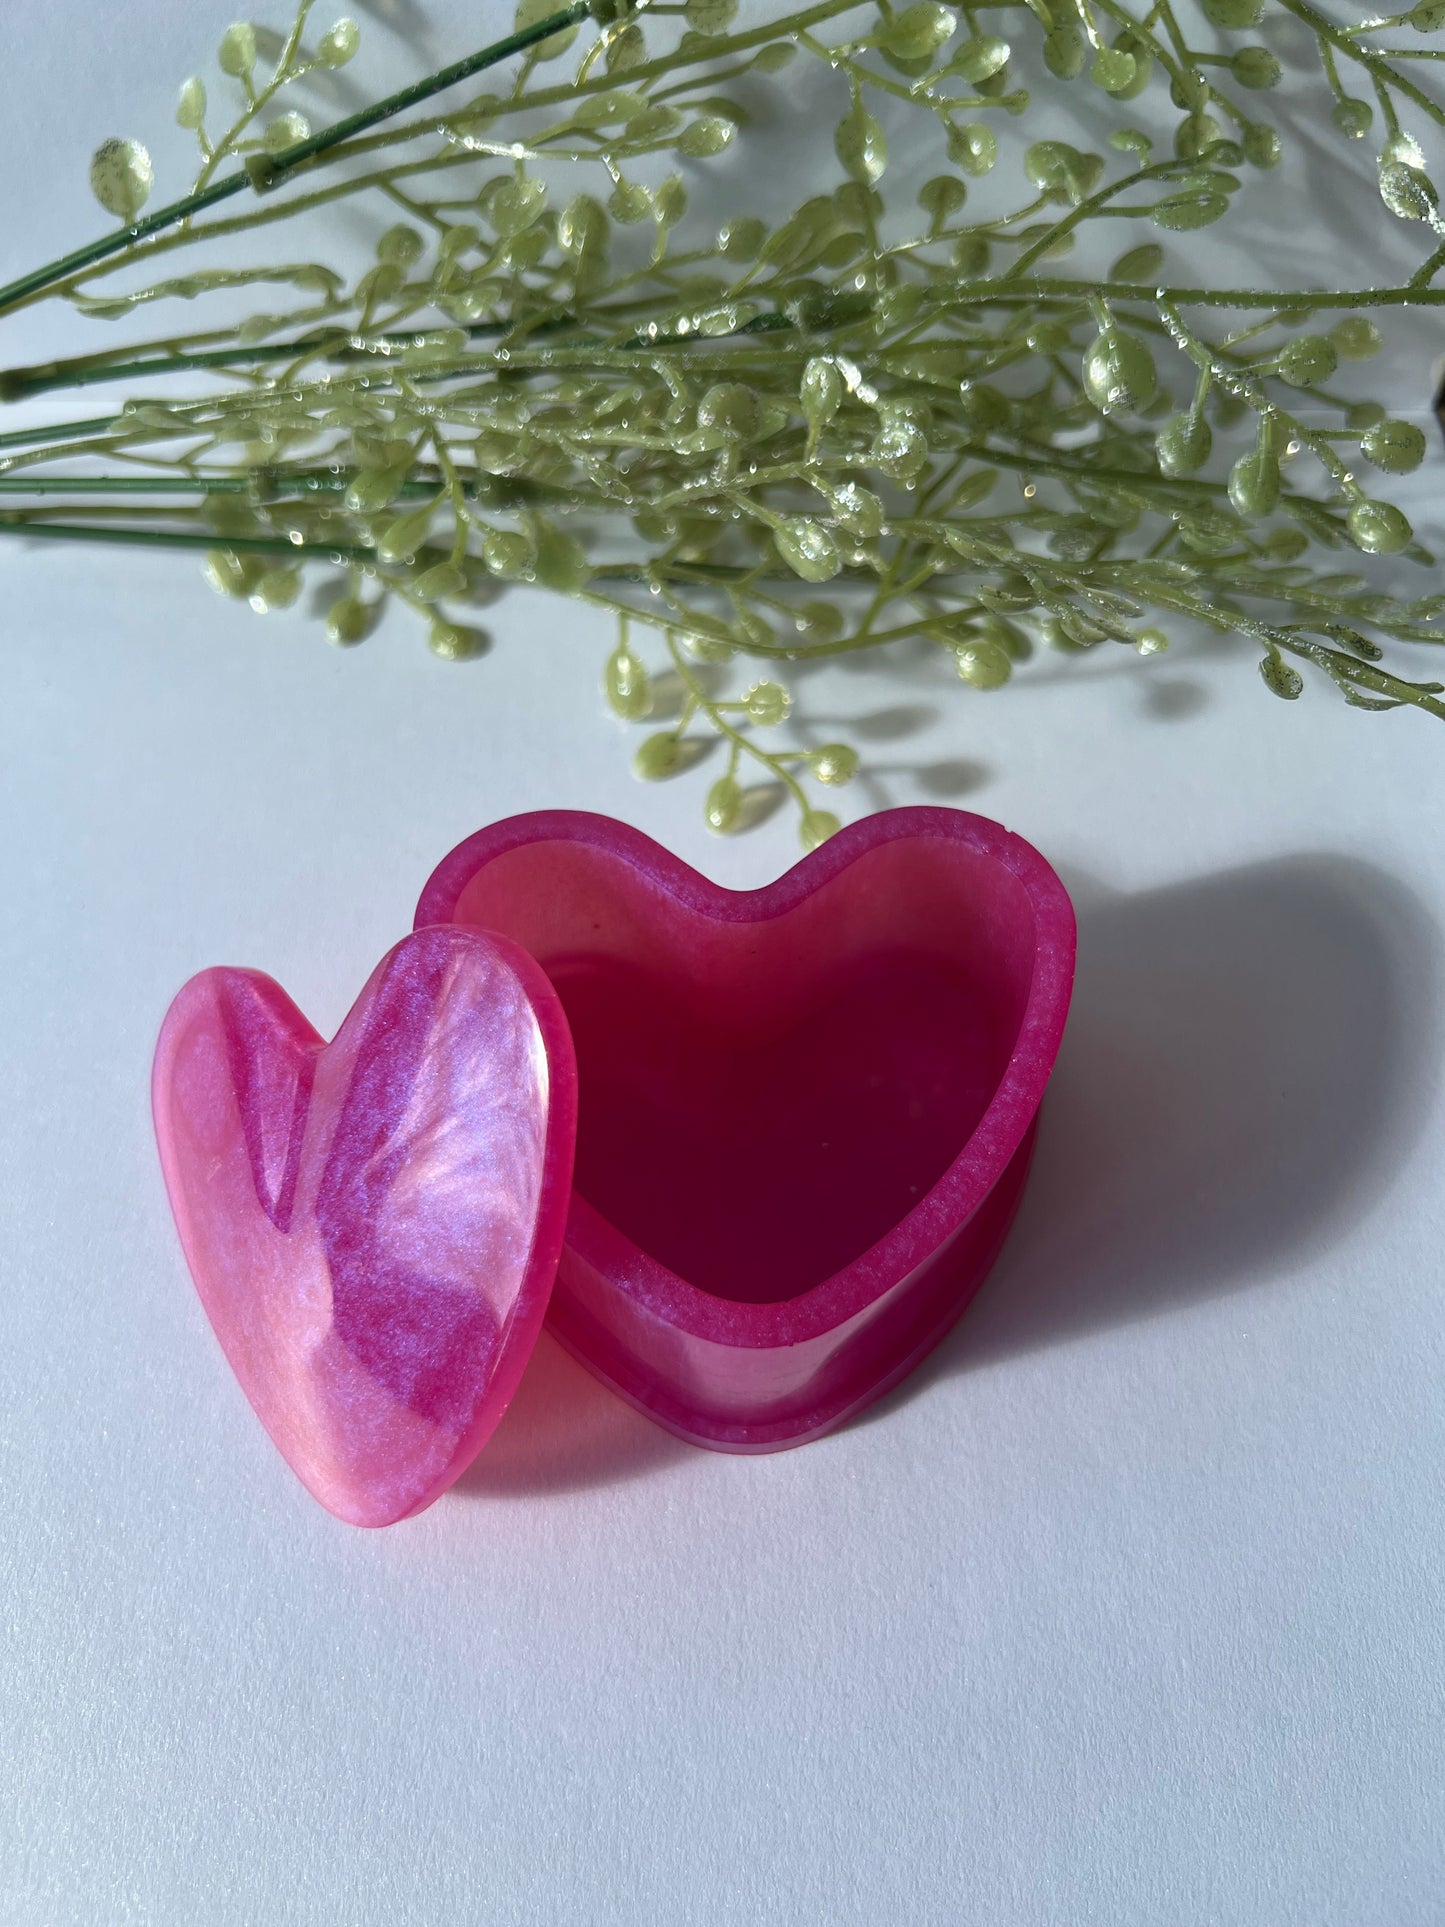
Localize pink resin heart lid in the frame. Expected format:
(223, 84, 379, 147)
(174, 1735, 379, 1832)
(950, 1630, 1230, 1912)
(416, 807, 1076, 1453)
(153, 925, 577, 1527)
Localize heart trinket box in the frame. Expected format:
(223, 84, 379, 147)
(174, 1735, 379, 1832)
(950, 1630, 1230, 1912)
(155, 807, 1075, 1522)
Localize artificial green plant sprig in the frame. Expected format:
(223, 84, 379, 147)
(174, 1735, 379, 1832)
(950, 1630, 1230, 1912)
(2, 0, 1445, 842)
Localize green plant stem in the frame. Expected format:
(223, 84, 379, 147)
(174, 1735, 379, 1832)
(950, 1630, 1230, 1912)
(0, 415, 125, 452)
(1277, 0, 1445, 125)
(0, 2, 592, 320)
(0, 518, 374, 561)
(6, 275, 1444, 409)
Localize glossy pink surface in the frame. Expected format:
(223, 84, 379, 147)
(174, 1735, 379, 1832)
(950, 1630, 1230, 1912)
(416, 808, 1076, 1450)
(153, 926, 577, 1526)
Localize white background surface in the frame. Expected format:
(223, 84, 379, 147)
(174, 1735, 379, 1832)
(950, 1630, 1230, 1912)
(3, 4, 1445, 1923)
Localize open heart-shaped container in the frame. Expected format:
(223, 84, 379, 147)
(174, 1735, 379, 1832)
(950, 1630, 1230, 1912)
(155, 806, 1074, 1525)
(415, 808, 1075, 1450)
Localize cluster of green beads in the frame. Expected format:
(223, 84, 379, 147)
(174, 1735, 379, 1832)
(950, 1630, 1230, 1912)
(2, 0, 1445, 844)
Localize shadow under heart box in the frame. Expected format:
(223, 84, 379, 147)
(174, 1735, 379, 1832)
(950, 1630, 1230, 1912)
(153, 807, 1076, 1526)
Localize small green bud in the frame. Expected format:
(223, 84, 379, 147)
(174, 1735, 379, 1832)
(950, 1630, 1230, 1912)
(870, 407, 930, 480)
(1361, 419, 1427, 473)
(957, 384, 1010, 433)
(1347, 500, 1413, 553)
(610, 181, 653, 225)
(1259, 651, 1304, 699)
(1175, 112, 1223, 161)
(377, 223, 425, 268)
(1178, 511, 1241, 555)
(718, 214, 766, 256)
(954, 639, 1013, 688)
(1202, 0, 1263, 25)
(1110, 243, 1165, 282)
(412, 560, 468, 601)
(1043, 25, 1086, 77)
(605, 644, 652, 720)
(325, 595, 370, 646)
(1242, 122, 1282, 167)
(514, 0, 581, 58)
(1230, 46, 1280, 87)
(979, 613, 1032, 658)
(264, 111, 311, 152)
(1108, 27, 1153, 98)
(376, 500, 439, 565)
(1263, 527, 1309, 561)
(774, 518, 842, 583)
(428, 620, 486, 661)
(1331, 97, 1373, 139)
(1091, 46, 1137, 91)
(800, 808, 842, 852)
(1152, 187, 1229, 231)
(218, 22, 258, 79)
(1170, 66, 1211, 110)
(1082, 328, 1157, 414)
(344, 463, 411, 514)
(1025, 319, 1070, 353)
(685, 630, 735, 663)
(203, 548, 263, 600)
(794, 602, 845, 643)
(176, 78, 207, 130)
(634, 732, 685, 780)
(1155, 411, 1212, 476)
(952, 233, 991, 277)
(919, 175, 967, 231)
(1330, 315, 1382, 360)
(652, 174, 688, 226)
(800, 358, 843, 437)
(808, 743, 859, 785)
(678, 115, 736, 157)
(248, 566, 302, 613)
(483, 528, 534, 578)
(605, 21, 646, 71)
(952, 33, 1010, 81)
(835, 98, 887, 185)
(1024, 139, 1077, 192)
(1380, 160, 1437, 219)
(686, 0, 738, 33)
(530, 522, 589, 593)
(745, 680, 792, 725)
(947, 122, 997, 175)
(825, 481, 884, 539)
(880, 2, 957, 62)
(1228, 449, 1281, 518)
(697, 382, 757, 437)
(704, 775, 743, 833)
(89, 139, 153, 222)
(1277, 334, 1338, 386)
(316, 17, 361, 66)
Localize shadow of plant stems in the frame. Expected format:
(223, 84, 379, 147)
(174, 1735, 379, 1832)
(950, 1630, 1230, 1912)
(460, 852, 1438, 1496)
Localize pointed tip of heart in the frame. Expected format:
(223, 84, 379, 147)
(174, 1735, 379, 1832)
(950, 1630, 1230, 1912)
(154, 926, 577, 1528)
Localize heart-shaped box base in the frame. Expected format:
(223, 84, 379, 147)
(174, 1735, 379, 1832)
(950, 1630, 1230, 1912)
(416, 808, 1075, 1452)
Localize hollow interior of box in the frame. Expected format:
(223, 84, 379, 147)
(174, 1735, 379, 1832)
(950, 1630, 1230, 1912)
(450, 837, 1039, 1305)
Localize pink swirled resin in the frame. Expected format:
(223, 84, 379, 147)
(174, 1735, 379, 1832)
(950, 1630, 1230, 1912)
(153, 926, 577, 1526)
(416, 808, 1075, 1451)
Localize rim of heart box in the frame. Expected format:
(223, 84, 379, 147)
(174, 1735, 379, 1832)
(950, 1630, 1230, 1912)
(414, 807, 1077, 1353)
